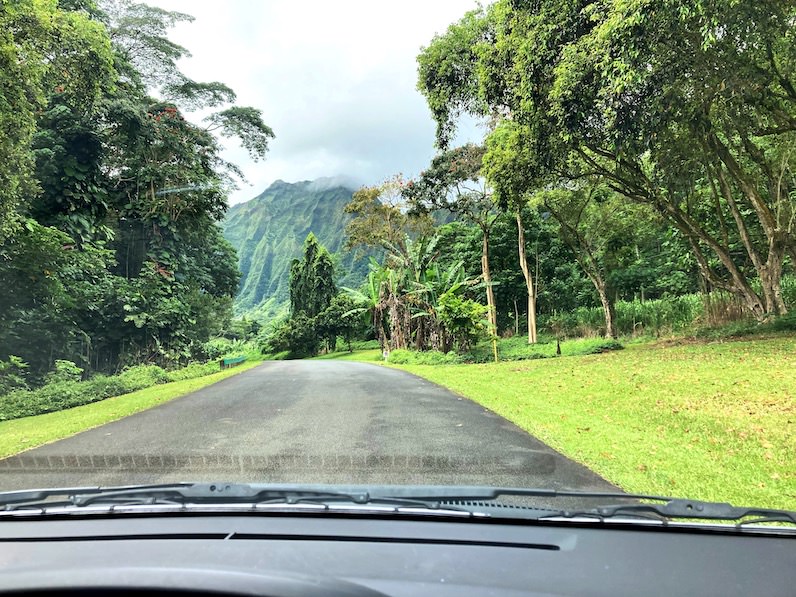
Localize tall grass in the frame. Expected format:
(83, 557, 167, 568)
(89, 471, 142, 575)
(778, 274, 796, 307)
(543, 294, 706, 338)
(543, 274, 796, 339)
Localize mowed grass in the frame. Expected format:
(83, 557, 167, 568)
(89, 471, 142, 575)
(0, 360, 263, 459)
(389, 337, 796, 510)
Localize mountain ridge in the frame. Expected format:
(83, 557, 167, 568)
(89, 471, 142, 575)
(223, 178, 370, 320)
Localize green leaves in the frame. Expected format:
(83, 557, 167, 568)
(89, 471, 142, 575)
(422, 0, 796, 320)
(437, 292, 488, 353)
(289, 234, 337, 319)
(1, 0, 266, 377)
(417, 7, 492, 148)
(0, 0, 114, 242)
(204, 106, 275, 162)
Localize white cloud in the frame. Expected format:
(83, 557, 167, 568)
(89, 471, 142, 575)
(143, 0, 484, 203)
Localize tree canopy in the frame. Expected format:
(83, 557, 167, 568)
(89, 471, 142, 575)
(0, 0, 273, 380)
(417, 0, 796, 321)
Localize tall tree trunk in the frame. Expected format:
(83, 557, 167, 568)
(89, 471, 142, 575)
(579, 145, 780, 321)
(516, 209, 538, 343)
(481, 227, 498, 362)
(715, 165, 788, 316)
(709, 136, 789, 316)
(657, 198, 767, 319)
(762, 234, 788, 316)
(594, 278, 618, 339)
(513, 299, 519, 336)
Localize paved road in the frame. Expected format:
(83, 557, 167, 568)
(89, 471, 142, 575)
(0, 361, 618, 503)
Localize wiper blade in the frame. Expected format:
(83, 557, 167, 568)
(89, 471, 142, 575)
(0, 483, 193, 508)
(0, 483, 640, 510)
(0, 483, 470, 513)
(546, 498, 796, 525)
(2, 484, 792, 526)
(361, 487, 796, 524)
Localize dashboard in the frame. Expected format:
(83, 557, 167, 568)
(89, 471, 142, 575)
(0, 512, 794, 596)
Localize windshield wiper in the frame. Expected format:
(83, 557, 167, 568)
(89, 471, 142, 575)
(1, 484, 793, 526)
(542, 498, 796, 526)
(0, 483, 471, 513)
(381, 486, 795, 525)
(361, 486, 796, 525)
(0, 483, 642, 510)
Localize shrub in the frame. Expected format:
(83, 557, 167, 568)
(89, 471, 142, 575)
(543, 293, 709, 338)
(349, 339, 380, 351)
(45, 359, 84, 383)
(117, 364, 169, 392)
(265, 313, 319, 358)
(83, 375, 127, 399)
(694, 312, 796, 339)
(462, 336, 623, 363)
(437, 294, 489, 353)
(166, 362, 217, 382)
(0, 389, 40, 420)
(387, 349, 464, 365)
(17, 380, 84, 416)
(0, 359, 228, 422)
(202, 338, 236, 360)
(0, 356, 29, 395)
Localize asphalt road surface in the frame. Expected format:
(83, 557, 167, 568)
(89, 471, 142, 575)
(0, 361, 619, 503)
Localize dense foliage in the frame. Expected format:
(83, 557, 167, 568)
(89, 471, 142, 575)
(341, 182, 491, 355)
(4, 0, 794, 382)
(0, 0, 273, 385)
(265, 235, 362, 357)
(418, 0, 796, 325)
(0, 361, 222, 421)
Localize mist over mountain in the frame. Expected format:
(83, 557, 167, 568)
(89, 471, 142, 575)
(222, 177, 371, 321)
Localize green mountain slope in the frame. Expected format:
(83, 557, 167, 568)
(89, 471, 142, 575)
(223, 177, 371, 320)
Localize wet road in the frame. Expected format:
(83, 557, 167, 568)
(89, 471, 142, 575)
(0, 360, 618, 504)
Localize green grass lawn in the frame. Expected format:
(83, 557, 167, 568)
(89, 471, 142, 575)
(385, 337, 795, 510)
(0, 360, 263, 459)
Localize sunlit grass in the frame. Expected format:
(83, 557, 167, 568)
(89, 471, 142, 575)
(0, 360, 263, 459)
(386, 337, 796, 510)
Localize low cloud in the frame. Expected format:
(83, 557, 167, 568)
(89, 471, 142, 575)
(146, 0, 483, 203)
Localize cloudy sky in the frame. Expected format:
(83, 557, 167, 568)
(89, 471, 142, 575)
(147, 1, 484, 204)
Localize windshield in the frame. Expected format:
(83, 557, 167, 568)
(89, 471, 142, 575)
(0, 0, 793, 519)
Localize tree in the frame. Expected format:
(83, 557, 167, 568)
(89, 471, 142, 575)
(418, 12, 541, 343)
(289, 234, 337, 319)
(0, 0, 271, 377)
(420, 0, 796, 321)
(483, 123, 544, 343)
(265, 313, 318, 358)
(344, 234, 486, 355)
(536, 186, 659, 339)
(416, 6, 491, 150)
(491, 0, 794, 319)
(344, 177, 434, 261)
(404, 144, 500, 360)
(437, 293, 488, 354)
(342, 265, 389, 352)
(315, 294, 361, 353)
(542, 0, 796, 318)
(0, 0, 115, 242)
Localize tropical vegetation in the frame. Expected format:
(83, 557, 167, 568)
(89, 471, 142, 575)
(3, 0, 796, 423)
(0, 0, 272, 393)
